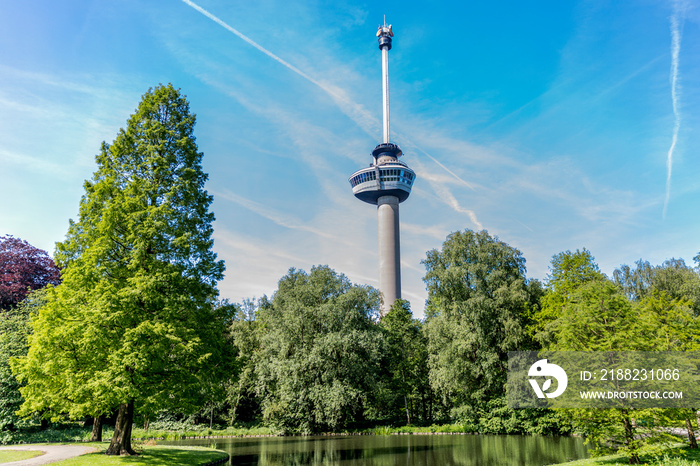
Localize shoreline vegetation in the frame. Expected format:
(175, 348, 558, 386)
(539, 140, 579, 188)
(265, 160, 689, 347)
(0, 422, 500, 445)
(0, 420, 686, 441)
(3, 420, 695, 443)
(2, 429, 699, 466)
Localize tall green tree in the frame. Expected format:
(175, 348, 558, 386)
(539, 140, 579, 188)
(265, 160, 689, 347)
(0, 309, 26, 434)
(532, 249, 606, 346)
(546, 279, 640, 352)
(0, 289, 47, 435)
(226, 298, 262, 425)
(614, 258, 700, 315)
(378, 299, 431, 425)
(0, 236, 59, 436)
(614, 258, 700, 448)
(539, 253, 699, 463)
(544, 279, 681, 463)
(254, 266, 384, 433)
(422, 230, 534, 420)
(547, 248, 604, 293)
(12, 84, 225, 455)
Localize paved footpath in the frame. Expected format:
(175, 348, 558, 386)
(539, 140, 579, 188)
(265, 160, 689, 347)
(0, 445, 98, 465)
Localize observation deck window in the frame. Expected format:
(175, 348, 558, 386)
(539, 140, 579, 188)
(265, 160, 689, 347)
(350, 170, 379, 188)
(351, 167, 414, 188)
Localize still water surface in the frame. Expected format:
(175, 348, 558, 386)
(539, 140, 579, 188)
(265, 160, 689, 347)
(166, 434, 588, 465)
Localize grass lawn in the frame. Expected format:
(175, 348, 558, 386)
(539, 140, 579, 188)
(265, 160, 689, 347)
(554, 445, 700, 465)
(0, 449, 45, 463)
(49, 443, 228, 465)
(0, 442, 229, 465)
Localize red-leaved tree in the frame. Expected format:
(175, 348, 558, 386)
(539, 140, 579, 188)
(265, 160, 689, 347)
(0, 236, 61, 310)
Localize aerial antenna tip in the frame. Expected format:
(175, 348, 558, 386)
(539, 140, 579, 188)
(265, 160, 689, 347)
(376, 19, 393, 38)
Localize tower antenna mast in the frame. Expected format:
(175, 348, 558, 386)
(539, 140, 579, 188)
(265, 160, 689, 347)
(377, 21, 393, 143)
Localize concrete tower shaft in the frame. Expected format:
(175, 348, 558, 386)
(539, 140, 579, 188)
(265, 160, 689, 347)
(378, 195, 401, 307)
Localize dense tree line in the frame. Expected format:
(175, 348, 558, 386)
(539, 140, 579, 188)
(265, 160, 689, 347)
(212, 232, 700, 453)
(1, 84, 699, 462)
(532, 249, 700, 463)
(0, 235, 59, 434)
(4, 229, 700, 457)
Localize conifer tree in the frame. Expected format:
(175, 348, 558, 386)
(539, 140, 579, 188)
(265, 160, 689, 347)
(12, 84, 225, 455)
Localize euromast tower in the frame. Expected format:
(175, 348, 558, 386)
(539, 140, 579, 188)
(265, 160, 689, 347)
(349, 23, 416, 311)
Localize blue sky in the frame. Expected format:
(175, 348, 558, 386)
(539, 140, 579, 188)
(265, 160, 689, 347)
(1, 0, 698, 316)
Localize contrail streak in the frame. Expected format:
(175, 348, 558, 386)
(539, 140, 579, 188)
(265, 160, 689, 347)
(181, 0, 316, 85)
(181, 0, 377, 137)
(181, 0, 481, 225)
(412, 145, 477, 191)
(663, 3, 684, 218)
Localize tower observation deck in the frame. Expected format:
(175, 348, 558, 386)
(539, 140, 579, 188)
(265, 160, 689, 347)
(349, 23, 415, 312)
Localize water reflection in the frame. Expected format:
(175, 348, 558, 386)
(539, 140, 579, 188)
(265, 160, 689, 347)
(165, 434, 588, 465)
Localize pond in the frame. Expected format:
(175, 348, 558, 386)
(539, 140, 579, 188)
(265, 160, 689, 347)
(164, 434, 589, 465)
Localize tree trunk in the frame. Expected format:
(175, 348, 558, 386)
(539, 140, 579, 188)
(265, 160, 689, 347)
(404, 395, 411, 426)
(428, 394, 433, 424)
(687, 416, 698, 449)
(90, 415, 103, 442)
(106, 401, 136, 456)
(400, 366, 411, 426)
(230, 378, 244, 426)
(623, 416, 640, 464)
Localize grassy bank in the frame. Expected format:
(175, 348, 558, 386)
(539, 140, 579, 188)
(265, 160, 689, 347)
(55, 444, 228, 465)
(0, 449, 44, 463)
(0, 443, 229, 466)
(553, 446, 700, 466)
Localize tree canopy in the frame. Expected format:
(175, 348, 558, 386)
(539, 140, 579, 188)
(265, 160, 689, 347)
(12, 84, 226, 455)
(0, 236, 60, 311)
(377, 299, 430, 425)
(533, 249, 606, 347)
(537, 251, 700, 463)
(422, 230, 534, 417)
(254, 266, 384, 433)
(614, 258, 700, 315)
(0, 290, 46, 435)
(0, 237, 59, 436)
